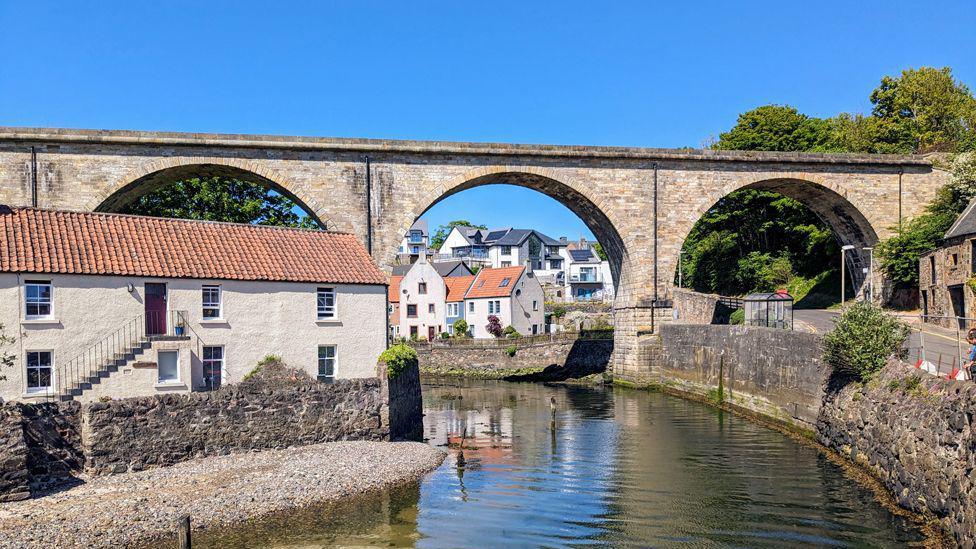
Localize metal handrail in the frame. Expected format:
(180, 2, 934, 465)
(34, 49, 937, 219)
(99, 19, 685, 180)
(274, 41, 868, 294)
(50, 310, 189, 402)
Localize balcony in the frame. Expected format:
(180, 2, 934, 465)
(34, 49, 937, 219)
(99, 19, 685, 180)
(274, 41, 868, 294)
(570, 272, 603, 283)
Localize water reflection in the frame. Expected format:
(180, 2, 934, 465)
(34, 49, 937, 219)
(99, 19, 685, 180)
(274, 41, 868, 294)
(199, 380, 922, 548)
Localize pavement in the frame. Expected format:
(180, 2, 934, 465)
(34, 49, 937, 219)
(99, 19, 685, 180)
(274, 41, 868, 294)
(794, 309, 970, 374)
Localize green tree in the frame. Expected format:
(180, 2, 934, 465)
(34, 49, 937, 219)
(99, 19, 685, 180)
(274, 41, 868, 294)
(119, 176, 321, 228)
(452, 318, 469, 337)
(0, 322, 13, 381)
(592, 242, 608, 261)
(714, 105, 839, 152)
(823, 301, 909, 381)
(868, 67, 976, 153)
(430, 220, 487, 250)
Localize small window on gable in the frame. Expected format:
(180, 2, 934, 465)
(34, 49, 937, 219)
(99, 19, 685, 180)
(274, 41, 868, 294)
(428, 303, 435, 313)
(418, 282, 427, 294)
(317, 287, 336, 319)
(25, 280, 52, 319)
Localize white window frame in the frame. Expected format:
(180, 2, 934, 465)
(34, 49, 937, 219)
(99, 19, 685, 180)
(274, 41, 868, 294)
(447, 302, 459, 317)
(156, 350, 181, 384)
(318, 345, 337, 383)
(25, 350, 54, 394)
(202, 345, 224, 388)
(202, 284, 222, 320)
(532, 300, 539, 311)
(24, 280, 53, 320)
(317, 287, 336, 319)
(468, 301, 475, 313)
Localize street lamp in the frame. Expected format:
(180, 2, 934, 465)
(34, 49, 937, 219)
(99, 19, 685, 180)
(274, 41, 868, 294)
(862, 246, 874, 302)
(841, 245, 856, 305)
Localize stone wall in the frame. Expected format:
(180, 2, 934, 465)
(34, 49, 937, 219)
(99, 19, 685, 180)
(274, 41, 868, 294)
(818, 361, 976, 547)
(0, 404, 29, 502)
(383, 362, 423, 441)
(82, 375, 387, 475)
(0, 400, 82, 501)
(639, 324, 827, 428)
(670, 288, 738, 324)
(918, 236, 975, 328)
(414, 336, 613, 380)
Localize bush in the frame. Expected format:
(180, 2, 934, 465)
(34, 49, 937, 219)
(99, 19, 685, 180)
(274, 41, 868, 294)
(502, 325, 522, 339)
(379, 343, 419, 380)
(549, 303, 568, 318)
(506, 345, 517, 357)
(440, 332, 451, 339)
(822, 301, 909, 380)
(729, 309, 744, 325)
(486, 315, 503, 338)
(453, 318, 469, 337)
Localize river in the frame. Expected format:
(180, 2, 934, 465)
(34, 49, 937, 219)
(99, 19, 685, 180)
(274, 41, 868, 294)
(199, 380, 924, 547)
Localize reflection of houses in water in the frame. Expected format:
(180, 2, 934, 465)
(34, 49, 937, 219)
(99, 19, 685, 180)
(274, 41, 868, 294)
(424, 405, 516, 465)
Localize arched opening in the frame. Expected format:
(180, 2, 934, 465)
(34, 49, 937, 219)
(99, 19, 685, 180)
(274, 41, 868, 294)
(95, 163, 325, 229)
(676, 178, 878, 309)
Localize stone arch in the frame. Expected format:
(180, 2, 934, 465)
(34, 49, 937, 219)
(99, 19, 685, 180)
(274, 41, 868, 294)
(671, 176, 880, 297)
(91, 158, 329, 228)
(396, 166, 631, 299)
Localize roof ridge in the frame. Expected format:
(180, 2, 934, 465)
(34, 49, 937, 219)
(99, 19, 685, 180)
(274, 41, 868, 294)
(0, 205, 344, 236)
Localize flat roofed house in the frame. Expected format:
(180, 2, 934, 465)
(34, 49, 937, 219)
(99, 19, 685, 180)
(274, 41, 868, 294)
(464, 265, 545, 338)
(0, 206, 388, 402)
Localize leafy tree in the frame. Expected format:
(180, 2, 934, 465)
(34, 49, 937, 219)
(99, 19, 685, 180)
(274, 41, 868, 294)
(823, 301, 909, 381)
(714, 105, 839, 152)
(485, 315, 503, 338)
(119, 176, 321, 228)
(0, 322, 13, 381)
(868, 67, 976, 153)
(592, 242, 608, 261)
(452, 318, 469, 337)
(430, 220, 487, 250)
(502, 325, 521, 339)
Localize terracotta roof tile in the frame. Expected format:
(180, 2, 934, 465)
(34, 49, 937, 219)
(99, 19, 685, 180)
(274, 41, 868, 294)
(444, 275, 475, 302)
(0, 206, 386, 285)
(464, 266, 525, 299)
(388, 276, 403, 303)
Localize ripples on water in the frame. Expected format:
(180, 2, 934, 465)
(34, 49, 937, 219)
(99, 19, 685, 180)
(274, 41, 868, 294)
(199, 380, 923, 548)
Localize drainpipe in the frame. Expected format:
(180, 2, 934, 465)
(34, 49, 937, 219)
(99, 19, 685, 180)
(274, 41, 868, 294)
(364, 155, 373, 255)
(652, 162, 659, 303)
(898, 168, 904, 231)
(30, 146, 38, 207)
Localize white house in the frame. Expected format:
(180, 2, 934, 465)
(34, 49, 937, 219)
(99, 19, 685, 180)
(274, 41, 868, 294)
(396, 220, 430, 264)
(438, 226, 568, 278)
(464, 265, 546, 338)
(565, 238, 614, 302)
(392, 256, 475, 341)
(0, 206, 388, 402)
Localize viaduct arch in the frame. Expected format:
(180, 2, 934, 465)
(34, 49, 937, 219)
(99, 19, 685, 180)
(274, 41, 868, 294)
(0, 127, 950, 375)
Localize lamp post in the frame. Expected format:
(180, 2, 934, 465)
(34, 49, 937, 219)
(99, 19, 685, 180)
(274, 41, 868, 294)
(841, 245, 856, 305)
(862, 246, 874, 302)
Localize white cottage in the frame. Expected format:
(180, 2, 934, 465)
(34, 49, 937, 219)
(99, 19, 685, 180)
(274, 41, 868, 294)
(0, 206, 388, 402)
(464, 265, 545, 338)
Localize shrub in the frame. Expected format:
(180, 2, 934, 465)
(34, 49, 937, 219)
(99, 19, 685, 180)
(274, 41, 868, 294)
(379, 343, 419, 379)
(440, 332, 451, 339)
(243, 354, 284, 381)
(729, 309, 744, 325)
(486, 315, 503, 338)
(506, 345, 517, 357)
(502, 325, 522, 339)
(822, 301, 909, 381)
(549, 303, 568, 318)
(453, 318, 469, 337)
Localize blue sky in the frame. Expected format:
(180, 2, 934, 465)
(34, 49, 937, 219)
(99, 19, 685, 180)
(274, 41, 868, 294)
(1, 1, 974, 239)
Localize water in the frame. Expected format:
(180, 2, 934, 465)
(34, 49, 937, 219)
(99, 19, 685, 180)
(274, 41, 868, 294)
(200, 380, 924, 548)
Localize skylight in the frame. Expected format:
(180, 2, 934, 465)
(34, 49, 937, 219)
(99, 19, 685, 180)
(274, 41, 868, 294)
(499, 277, 511, 287)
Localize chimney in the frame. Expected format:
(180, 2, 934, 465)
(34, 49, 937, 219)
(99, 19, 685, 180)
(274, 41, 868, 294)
(524, 259, 533, 274)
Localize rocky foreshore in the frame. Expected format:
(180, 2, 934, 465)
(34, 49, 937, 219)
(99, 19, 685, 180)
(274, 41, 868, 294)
(0, 440, 445, 548)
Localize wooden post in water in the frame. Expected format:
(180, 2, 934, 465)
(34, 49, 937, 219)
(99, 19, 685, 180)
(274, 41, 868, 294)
(550, 396, 556, 429)
(178, 515, 191, 549)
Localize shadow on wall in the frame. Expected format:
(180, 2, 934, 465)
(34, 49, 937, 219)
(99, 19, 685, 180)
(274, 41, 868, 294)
(505, 340, 613, 382)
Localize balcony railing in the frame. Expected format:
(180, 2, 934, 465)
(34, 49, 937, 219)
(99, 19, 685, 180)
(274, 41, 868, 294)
(570, 272, 603, 283)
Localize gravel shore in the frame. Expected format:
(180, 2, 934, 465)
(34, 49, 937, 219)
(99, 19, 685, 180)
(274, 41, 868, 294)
(0, 441, 445, 548)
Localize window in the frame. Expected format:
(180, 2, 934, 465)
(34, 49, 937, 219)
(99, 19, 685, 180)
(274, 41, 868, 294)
(26, 351, 53, 393)
(410, 326, 418, 338)
(318, 345, 337, 383)
(203, 346, 224, 390)
(534, 260, 543, 270)
(317, 287, 336, 319)
(409, 230, 424, 244)
(157, 350, 179, 383)
(407, 304, 418, 317)
(468, 301, 475, 313)
(501, 261, 512, 267)
(428, 303, 435, 314)
(501, 246, 512, 255)
(202, 285, 221, 319)
(488, 300, 501, 314)
(25, 280, 52, 319)
(532, 324, 539, 335)
(532, 300, 538, 311)
(499, 277, 511, 287)
(447, 302, 459, 317)
(550, 259, 562, 269)
(952, 253, 959, 266)
(418, 282, 427, 294)
(411, 246, 420, 254)
(930, 256, 937, 285)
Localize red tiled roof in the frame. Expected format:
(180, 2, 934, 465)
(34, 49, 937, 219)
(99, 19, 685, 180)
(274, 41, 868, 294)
(0, 206, 387, 285)
(444, 275, 475, 302)
(464, 266, 525, 299)
(388, 276, 403, 303)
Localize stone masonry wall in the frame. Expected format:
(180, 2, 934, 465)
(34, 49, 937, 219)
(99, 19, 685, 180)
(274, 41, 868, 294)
(414, 337, 613, 380)
(0, 400, 82, 501)
(0, 404, 29, 502)
(818, 361, 976, 547)
(82, 376, 387, 475)
(647, 324, 828, 428)
(670, 288, 737, 324)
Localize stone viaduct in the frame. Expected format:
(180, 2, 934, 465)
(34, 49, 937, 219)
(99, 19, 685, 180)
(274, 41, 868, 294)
(0, 127, 949, 374)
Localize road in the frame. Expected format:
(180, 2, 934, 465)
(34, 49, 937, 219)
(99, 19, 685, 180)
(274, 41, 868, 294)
(794, 309, 970, 374)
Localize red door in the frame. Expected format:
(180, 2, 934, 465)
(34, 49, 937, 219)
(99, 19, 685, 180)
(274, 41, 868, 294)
(428, 326, 435, 341)
(145, 283, 167, 335)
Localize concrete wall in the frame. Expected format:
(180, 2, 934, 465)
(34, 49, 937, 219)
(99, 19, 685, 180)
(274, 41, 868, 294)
(0, 273, 387, 401)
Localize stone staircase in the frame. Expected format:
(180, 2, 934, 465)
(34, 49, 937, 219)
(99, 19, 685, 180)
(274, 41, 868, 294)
(57, 339, 154, 401)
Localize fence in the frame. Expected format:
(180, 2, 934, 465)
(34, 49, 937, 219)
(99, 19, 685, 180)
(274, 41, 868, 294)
(898, 313, 976, 379)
